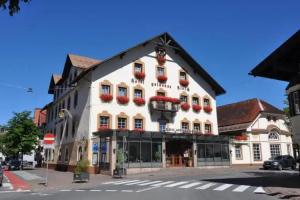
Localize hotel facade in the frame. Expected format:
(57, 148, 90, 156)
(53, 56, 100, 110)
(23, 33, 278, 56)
(44, 33, 228, 175)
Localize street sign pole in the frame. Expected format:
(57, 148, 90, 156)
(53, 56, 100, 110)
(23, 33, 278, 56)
(43, 133, 55, 187)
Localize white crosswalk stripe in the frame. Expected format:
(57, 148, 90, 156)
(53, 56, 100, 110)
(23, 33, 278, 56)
(165, 181, 189, 188)
(114, 180, 140, 185)
(196, 183, 216, 190)
(179, 182, 202, 189)
(125, 180, 149, 185)
(151, 181, 174, 187)
(139, 181, 162, 186)
(101, 179, 263, 194)
(2, 183, 13, 190)
(213, 184, 233, 191)
(233, 185, 250, 192)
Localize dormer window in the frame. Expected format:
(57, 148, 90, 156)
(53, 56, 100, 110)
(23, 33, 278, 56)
(269, 131, 279, 140)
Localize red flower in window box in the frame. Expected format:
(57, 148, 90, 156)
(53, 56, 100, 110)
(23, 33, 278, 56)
(192, 104, 202, 112)
(133, 128, 144, 133)
(157, 55, 166, 66)
(117, 96, 129, 104)
(157, 75, 168, 83)
(204, 106, 212, 113)
(234, 135, 248, 141)
(149, 96, 181, 104)
(134, 72, 145, 79)
(181, 103, 190, 111)
(133, 97, 145, 105)
(98, 126, 111, 132)
(100, 94, 113, 102)
(179, 79, 189, 87)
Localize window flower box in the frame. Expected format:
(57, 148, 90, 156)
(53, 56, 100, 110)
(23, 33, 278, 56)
(100, 94, 113, 102)
(192, 104, 202, 112)
(133, 97, 145, 106)
(133, 128, 144, 133)
(204, 106, 212, 113)
(149, 96, 180, 104)
(117, 128, 128, 132)
(134, 72, 145, 79)
(181, 103, 190, 111)
(234, 135, 248, 141)
(157, 75, 168, 83)
(179, 79, 189, 87)
(98, 127, 111, 132)
(117, 96, 129, 104)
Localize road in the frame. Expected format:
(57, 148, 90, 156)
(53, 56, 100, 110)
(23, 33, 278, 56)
(0, 167, 290, 200)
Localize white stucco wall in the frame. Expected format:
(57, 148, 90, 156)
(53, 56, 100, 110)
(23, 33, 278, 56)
(90, 40, 218, 135)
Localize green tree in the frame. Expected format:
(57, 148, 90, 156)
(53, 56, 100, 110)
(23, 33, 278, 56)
(4, 111, 39, 159)
(0, 0, 31, 16)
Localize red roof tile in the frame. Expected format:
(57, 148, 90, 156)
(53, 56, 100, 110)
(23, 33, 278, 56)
(68, 54, 101, 69)
(217, 98, 284, 127)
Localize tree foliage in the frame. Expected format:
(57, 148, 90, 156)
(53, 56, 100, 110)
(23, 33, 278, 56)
(3, 111, 39, 157)
(0, 0, 30, 16)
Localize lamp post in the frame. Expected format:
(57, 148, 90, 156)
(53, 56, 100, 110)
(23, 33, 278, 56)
(58, 109, 72, 162)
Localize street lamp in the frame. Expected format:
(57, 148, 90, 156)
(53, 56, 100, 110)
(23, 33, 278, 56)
(57, 109, 73, 162)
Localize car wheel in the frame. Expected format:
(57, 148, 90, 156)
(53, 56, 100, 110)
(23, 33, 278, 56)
(291, 165, 296, 170)
(278, 165, 282, 171)
(263, 167, 268, 170)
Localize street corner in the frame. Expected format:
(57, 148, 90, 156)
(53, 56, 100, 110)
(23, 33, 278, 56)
(3, 170, 31, 192)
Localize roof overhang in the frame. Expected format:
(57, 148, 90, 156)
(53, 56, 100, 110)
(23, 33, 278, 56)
(249, 29, 300, 82)
(75, 32, 226, 96)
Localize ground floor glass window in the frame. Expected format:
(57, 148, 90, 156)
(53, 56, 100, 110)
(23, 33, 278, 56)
(270, 144, 281, 159)
(197, 143, 229, 166)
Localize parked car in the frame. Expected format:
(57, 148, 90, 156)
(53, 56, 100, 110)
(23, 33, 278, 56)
(8, 160, 21, 170)
(0, 163, 3, 187)
(263, 155, 297, 170)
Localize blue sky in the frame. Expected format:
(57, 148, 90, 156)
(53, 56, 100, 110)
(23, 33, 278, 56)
(0, 0, 299, 124)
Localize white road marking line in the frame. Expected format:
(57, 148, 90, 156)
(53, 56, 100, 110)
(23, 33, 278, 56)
(125, 180, 149, 185)
(136, 186, 159, 193)
(106, 190, 117, 192)
(60, 189, 72, 192)
(179, 182, 202, 189)
(3, 183, 13, 190)
(213, 184, 233, 191)
(254, 187, 266, 194)
(121, 190, 133, 192)
(139, 181, 162, 186)
(114, 180, 140, 185)
(103, 179, 131, 185)
(151, 181, 174, 187)
(196, 183, 216, 190)
(165, 181, 189, 188)
(89, 189, 102, 192)
(75, 189, 85, 192)
(233, 185, 250, 192)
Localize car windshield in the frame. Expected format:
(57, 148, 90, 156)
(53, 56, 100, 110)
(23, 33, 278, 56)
(274, 156, 282, 160)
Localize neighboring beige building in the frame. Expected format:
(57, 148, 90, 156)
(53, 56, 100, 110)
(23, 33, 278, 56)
(44, 32, 228, 175)
(218, 98, 293, 165)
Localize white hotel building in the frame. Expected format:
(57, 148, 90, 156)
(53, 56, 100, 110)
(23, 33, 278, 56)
(44, 33, 228, 175)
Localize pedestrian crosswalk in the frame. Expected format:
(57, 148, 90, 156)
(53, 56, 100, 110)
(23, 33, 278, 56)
(103, 179, 266, 194)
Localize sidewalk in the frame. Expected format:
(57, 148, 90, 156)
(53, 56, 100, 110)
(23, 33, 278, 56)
(12, 168, 113, 192)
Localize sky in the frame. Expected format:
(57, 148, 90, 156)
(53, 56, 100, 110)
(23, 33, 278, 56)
(0, 0, 299, 124)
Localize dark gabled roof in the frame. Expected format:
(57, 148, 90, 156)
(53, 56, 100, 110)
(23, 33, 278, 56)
(48, 74, 62, 94)
(249, 29, 300, 82)
(75, 32, 226, 96)
(217, 98, 284, 128)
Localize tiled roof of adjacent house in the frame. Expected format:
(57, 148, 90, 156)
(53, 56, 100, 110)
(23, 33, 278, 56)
(217, 98, 284, 127)
(68, 54, 101, 69)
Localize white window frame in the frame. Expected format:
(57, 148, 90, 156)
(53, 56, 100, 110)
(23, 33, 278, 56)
(235, 145, 243, 160)
(270, 144, 281, 159)
(253, 143, 261, 161)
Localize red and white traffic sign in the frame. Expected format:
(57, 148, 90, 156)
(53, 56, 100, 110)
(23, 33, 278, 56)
(43, 133, 55, 149)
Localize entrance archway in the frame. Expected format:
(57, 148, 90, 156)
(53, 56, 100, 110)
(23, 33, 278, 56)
(166, 139, 193, 167)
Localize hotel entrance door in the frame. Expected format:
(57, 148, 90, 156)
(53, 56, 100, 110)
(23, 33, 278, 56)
(166, 139, 193, 167)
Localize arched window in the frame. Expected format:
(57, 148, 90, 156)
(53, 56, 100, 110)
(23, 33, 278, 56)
(269, 131, 279, 140)
(77, 146, 83, 161)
